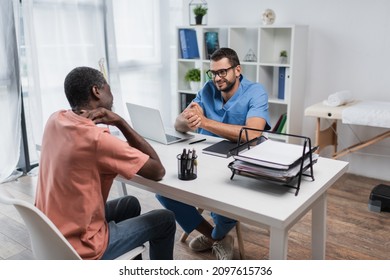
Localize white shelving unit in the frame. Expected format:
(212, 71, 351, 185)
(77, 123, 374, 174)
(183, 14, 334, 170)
(176, 25, 308, 140)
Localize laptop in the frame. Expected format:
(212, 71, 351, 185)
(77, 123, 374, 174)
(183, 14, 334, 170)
(126, 103, 194, 145)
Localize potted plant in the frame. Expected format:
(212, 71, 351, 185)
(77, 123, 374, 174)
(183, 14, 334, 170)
(193, 5, 207, 25)
(279, 50, 288, 64)
(185, 68, 201, 91)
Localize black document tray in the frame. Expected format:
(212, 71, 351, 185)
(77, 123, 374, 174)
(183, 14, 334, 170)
(227, 128, 316, 196)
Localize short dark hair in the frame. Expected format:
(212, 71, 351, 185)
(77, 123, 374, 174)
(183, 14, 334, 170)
(210, 47, 240, 67)
(64, 66, 106, 108)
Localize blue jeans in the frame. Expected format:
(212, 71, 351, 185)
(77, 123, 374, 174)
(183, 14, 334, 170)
(101, 196, 176, 260)
(156, 195, 236, 240)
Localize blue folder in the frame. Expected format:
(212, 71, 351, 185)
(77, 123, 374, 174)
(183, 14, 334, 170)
(278, 67, 286, 100)
(179, 29, 200, 59)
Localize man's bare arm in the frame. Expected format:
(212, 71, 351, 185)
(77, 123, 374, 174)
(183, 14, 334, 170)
(179, 102, 266, 142)
(201, 116, 266, 142)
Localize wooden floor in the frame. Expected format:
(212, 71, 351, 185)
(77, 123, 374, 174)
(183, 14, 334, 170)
(0, 172, 389, 260)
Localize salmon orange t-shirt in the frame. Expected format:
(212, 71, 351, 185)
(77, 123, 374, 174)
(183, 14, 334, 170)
(35, 110, 149, 259)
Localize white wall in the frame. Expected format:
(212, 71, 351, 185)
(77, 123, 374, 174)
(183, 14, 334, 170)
(184, 0, 390, 181)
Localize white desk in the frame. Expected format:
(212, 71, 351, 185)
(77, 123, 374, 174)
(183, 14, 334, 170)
(117, 136, 349, 260)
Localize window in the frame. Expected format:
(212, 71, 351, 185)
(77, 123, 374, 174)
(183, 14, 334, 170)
(112, 0, 170, 121)
(113, 0, 161, 67)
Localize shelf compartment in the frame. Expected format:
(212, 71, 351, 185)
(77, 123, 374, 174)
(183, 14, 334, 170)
(259, 27, 292, 64)
(258, 65, 290, 101)
(229, 27, 259, 63)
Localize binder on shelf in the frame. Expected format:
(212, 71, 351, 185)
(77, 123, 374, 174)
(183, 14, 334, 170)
(284, 68, 290, 101)
(180, 92, 196, 111)
(180, 93, 187, 111)
(229, 128, 317, 196)
(280, 120, 287, 134)
(204, 32, 219, 59)
(272, 113, 287, 133)
(276, 114, 287, 133)
(272, 113, 285, 132)
(278, 67, 286, 99)
(179, 29, 200, 59)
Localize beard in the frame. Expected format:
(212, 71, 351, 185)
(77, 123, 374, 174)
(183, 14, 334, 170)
(214, 77, 237, 93)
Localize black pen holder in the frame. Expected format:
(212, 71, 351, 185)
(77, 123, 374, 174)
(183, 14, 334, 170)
(177, 154, 197, 180)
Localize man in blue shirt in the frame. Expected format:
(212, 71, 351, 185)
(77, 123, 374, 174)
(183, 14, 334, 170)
(157, 48, 270, 260)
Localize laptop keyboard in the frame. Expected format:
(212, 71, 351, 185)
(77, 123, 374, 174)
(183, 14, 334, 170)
(166, 134, 181, 142)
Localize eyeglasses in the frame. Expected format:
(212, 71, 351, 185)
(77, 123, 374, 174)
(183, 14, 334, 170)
(206, 65, 236, 79)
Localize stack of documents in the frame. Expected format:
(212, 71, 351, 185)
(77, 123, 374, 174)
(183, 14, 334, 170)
(230, 139, 318, 183)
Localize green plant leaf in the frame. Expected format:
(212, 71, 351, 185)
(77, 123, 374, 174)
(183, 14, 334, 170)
(185, 68, 201, 82)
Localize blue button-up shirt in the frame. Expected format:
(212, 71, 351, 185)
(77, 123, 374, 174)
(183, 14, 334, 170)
(192, 75, 271, 137)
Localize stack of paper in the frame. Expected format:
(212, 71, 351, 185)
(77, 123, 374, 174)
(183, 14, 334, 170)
(234, 139, 313, 169)
(230, 155, 318, 182)
(231, 139, 317, 182)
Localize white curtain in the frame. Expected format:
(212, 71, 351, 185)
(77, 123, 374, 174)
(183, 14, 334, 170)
(21, 0, 117, 151)
(112, 0, 178, 125)
(0, 0, 22, 183)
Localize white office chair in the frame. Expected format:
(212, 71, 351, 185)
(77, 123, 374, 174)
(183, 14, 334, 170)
(0, 189, 145, 260)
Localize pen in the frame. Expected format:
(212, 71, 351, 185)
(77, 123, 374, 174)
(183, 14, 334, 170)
(181, 149, 186, 175)
(191, 149, 196, 160)
(190, 149, 196, 173)
(187, 149, 192, 170)
(189, 138, 206, 145)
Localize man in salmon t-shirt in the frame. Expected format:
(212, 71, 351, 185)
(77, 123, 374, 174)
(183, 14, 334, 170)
(35, 66, 176, 260)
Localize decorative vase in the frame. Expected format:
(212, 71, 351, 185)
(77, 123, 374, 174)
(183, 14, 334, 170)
(280, 56, 287, 64)
(189, 81, 200, 92)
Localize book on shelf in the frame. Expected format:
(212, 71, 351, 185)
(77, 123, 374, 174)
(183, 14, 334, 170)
(204, 32, 219, 59)
(180, 93, 196, 111)
(280, 120, 287, 134)
(272, 113, 287, 133)
(202, 140, 240, 158)
(277, 114, 287, 133)
(179, 29, 200, 59)
(284, 67, 290, 101)
(272, 113, 283, 132)
(233, 138, 317, 170)
(278, 67, 286, 99)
